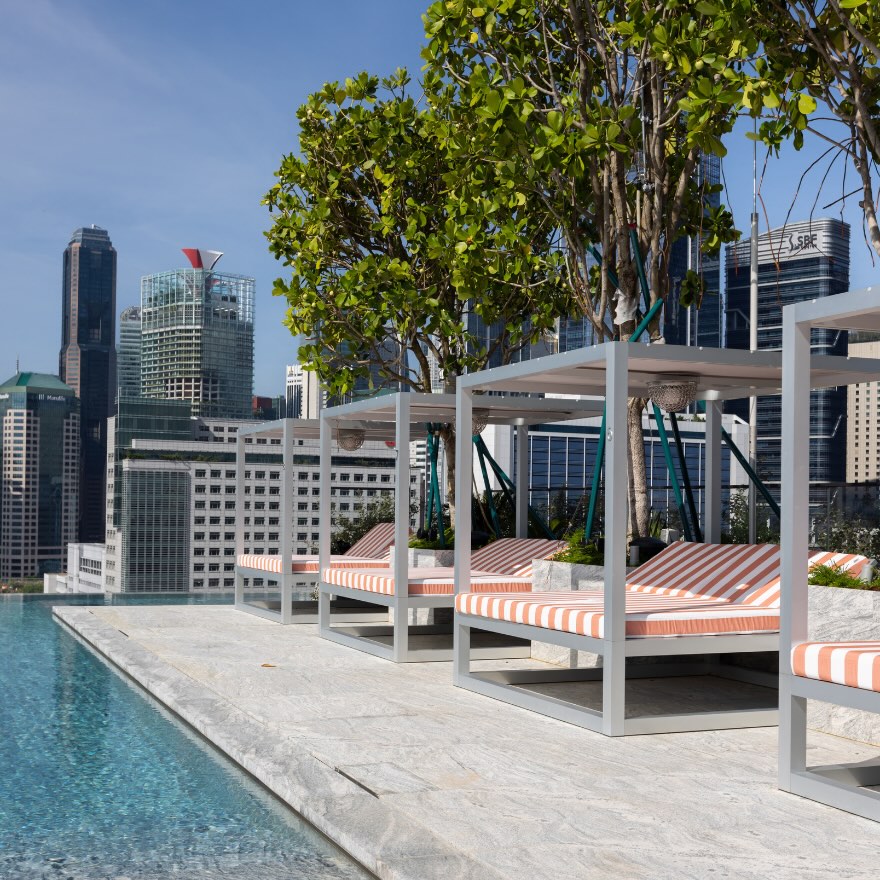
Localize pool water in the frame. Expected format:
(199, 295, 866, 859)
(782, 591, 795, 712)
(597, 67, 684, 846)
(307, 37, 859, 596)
(0, 596, 368, 879)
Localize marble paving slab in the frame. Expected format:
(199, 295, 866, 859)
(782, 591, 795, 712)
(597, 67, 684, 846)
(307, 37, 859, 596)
(54, 605, 878, 880)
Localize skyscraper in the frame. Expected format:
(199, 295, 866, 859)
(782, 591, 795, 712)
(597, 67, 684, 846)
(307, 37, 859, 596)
(59, 225, 116, 543)
(663, 153, 724, 348)
(0, 372, 80, 579)
(285, 363, 323, 418)
(140, 249, 254, 418)
(117, 306, 142, 400)
(725, 218, 850, 495)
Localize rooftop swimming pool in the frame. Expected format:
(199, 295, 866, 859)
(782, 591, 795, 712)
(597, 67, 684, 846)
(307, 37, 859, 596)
(0, 595, 368, 879)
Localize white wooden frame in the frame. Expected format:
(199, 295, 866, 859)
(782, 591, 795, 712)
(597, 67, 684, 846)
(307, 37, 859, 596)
(780, 285, 880, 821)
(454, 340, 878, 735)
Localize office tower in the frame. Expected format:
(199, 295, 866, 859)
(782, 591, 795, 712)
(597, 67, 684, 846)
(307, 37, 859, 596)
(846, 331, 880, 483)
(140, 249, 254, 419)
(664, 153, 724, 348)
(0, 372, 79, 579)
(285, 364, 323, 418)
(725, 218, 850, 495)
(59, 225, 116, 543)
(117, 306, 142, 399)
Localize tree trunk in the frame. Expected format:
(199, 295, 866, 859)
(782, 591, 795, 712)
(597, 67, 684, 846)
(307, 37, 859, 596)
(439, 423, 457, 531)
(627, 397, 650, 539)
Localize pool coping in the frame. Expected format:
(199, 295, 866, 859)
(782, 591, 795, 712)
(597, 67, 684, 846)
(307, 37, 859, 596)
(54, 606, 506, 880)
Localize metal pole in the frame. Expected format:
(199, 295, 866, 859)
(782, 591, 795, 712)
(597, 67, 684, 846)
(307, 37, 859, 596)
(748, 116, 759, 544)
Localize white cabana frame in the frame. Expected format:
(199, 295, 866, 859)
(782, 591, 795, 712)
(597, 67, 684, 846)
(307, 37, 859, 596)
(780, 285, 880, 821)
(234, 418, 316, 623)
(455, 340, 879, 735)
(318, 392, 603, 662)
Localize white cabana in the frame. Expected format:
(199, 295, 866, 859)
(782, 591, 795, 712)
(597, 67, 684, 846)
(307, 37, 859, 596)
(780, 285, 880, 820)
(318, 392, 602, 662)
(454, 340, 878, 735)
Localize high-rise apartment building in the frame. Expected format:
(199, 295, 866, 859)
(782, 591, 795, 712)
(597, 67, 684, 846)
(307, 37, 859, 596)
(117, 306, 142, 399)
(140, 249, 254, 418)
(59, 225, 116, 543)
(725, 218, 850, 494)
(0, 372, 80, 579)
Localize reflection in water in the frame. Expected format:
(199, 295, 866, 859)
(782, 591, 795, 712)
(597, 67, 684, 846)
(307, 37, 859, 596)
(0, 598, 366, 880)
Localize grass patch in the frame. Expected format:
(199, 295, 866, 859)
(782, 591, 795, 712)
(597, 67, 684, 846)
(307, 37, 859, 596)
(808, 563, 880, 591)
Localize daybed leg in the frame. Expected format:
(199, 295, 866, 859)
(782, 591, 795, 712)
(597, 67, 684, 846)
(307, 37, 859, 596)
(234, 570, 244, 608)
(454, 617, 471, 684)
(602, 640, 626, 736)
(392, 601, 409, 663)
(280, 574, 293, 625)
(318, 586, 331, 637)
(778, 674, 807, 791)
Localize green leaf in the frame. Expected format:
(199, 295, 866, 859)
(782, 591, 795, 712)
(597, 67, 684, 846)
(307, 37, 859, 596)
(546, 110, 563, 132)
(797, 93, 817, 115)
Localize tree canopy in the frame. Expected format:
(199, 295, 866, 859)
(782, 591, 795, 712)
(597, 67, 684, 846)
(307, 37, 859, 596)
(264, 68, 571, 399)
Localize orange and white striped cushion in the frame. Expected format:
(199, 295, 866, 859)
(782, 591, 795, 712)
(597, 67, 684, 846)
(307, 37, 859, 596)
(346, 522, 396, 559)
(791, 641, 880, 692)
(456, 590, 780, 638)
(323, 566, 532, 597)
(626, 542, 869, 608)
(237, 554, 389, 574)
(471, 538, 567, 577)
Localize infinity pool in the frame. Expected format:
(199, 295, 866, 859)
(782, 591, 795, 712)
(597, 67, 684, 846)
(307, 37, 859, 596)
(0, 596, 368, 879)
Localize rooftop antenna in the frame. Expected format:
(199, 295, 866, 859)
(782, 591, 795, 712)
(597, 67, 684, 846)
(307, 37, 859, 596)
(15, 355, 19, 373)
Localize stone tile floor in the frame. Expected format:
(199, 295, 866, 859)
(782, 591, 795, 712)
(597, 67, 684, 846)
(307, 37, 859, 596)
(55, 605, 878, 880)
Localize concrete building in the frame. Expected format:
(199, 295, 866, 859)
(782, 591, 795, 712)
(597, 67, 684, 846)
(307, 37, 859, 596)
(725, 218, 850, 497)
(59, 225, 116, 543)
(117, 305, 142, 400)
(104, 411, 408, 592)
(285, 364, 323, 419)
(140, 249, 254, 419)
(847, 332, 880, 483)
(44, 542, 106, 594)
(0, 372, 79, 579)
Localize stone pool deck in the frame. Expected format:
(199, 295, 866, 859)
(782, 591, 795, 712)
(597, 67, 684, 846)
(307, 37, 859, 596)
(54, 605, 877, 880)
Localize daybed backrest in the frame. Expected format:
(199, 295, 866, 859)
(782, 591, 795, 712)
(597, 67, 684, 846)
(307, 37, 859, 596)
(471, 538, 567, 577)
(626, 542, 870, 608)
(345, 522, 396, 559)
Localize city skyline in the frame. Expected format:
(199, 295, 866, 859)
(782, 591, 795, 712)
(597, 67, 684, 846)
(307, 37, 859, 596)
(2, 1, 878, 398)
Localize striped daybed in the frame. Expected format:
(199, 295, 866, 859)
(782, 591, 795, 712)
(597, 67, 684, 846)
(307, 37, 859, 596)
(237, 521, 395, 578)
(319, 538, 566, 662)
(455, 541, 869, 735)
(783, 640, 880, 821)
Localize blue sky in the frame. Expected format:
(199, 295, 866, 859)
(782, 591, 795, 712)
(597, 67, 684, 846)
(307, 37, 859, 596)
(1, 1, 875, 394)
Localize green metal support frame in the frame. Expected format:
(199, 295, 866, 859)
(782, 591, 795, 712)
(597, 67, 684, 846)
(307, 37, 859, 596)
(425, 425, 447, 548)
(651, 403, 694, 542)
(668, 412, 703, 543)
(720, 425, 782, 520)
(474, 436, 503, 538)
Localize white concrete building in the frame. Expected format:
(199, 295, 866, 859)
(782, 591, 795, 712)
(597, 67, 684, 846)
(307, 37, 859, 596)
(847, 334, 880, 483)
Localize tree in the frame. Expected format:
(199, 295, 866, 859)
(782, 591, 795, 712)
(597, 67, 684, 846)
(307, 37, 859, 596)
(264, 69, 571, 518)
(749, 1, 880, 258)
(423, 0, 747, 535)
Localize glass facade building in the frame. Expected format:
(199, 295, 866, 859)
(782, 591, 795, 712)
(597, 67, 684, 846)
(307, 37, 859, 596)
(140, 265, 254, 418)
(0, 372, 80, 578)
(725, 218, 850, 497)
(515, 417, 744, 531)
(59, 225, 116, 543)
(663, 153, 723, 348)
(117, 305, 142, 400)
